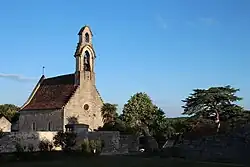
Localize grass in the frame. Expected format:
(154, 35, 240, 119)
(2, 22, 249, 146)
(1, 155, 245, 167)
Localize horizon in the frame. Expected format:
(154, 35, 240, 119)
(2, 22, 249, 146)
(0, 0, 249, 117)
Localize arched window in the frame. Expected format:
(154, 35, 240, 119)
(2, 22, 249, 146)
(85, 33, 89, 43)
(84, 51, 91, 71)
(48, 121, 52, 131)
(32, 122, 36, 131)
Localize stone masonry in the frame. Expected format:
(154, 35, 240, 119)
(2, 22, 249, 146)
(18, 26, 103, 132)
(0, 116, 11, 132)
(64, 85, 103, 131)
(19, 110, 63, 132)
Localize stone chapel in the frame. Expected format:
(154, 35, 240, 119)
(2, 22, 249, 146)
(18, 26, 104, 132)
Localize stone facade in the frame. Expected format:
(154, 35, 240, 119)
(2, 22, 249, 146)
(0, 116, 11, 132)
(19, 110, 63, 132)
(64, 85, 103, 131)
(18, 26, 103, 132)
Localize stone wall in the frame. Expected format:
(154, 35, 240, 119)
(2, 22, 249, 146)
(88, 131, 120, 155)
(0, 131, 57, 153)
(0, 130, 139, 154)
(120, 135, 139, 153)
(174, 124, 250, 163)
(18, 110, 63, 132)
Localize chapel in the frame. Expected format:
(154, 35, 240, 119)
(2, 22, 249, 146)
(18, 26, 103, 132)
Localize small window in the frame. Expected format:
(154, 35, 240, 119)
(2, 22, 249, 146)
(83, 104, 89, 110)
(48, 121, 52, 131)
(85, 33, 89, 43)
(32, 122, 36, 131)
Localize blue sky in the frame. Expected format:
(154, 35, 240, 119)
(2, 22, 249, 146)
(0, 0, 249, 117)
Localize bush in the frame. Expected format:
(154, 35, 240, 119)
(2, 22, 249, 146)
(15, 142, 25, 153)
(39, 139, 53, 152)
(0, 129, 4, 138)
(53, 131, 77, 151)
(94, 139, 104, 154)
(27, 143, 34, 152)
(80, 138, 104, 155)
(89, 139, 104, 154)
(81, 139, 91, 153)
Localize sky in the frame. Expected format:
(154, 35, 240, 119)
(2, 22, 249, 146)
(0, 0, 249, 117)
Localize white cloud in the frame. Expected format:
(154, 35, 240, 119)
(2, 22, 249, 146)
(0, 73, 37, 82)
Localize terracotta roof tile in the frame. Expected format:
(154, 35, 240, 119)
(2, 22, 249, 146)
(21, 74, 77, 111)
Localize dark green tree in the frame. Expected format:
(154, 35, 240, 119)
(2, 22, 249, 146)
(182, 85, 243, 132)
(101, 103, 119, 124)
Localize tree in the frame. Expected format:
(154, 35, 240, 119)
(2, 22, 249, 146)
(182, 85, 243, 132)
(101, 103, 118, 124)
(149, 107, 175, 147)
(53, 131, 77, 151)
(0, 104, 20, 122)
(121, 92, 158, 136)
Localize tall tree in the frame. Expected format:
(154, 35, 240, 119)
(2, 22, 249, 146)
(101, 103, 118, 124)
(121, 92, 157, 136)
(182, 85, 243, 132)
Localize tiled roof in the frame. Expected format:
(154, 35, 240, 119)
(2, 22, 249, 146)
(21, 74, 78, 111)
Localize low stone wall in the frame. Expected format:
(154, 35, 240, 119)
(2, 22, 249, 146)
(174, 124, 250, 164)
(0, 131, 57, 153)
(0, 130, 139, 154)
(120, 135, 139, 152)
(88, 131, 120, 155)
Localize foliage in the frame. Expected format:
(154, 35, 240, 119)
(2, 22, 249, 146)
(98, 116, 135, 134)
(39, 139, 53, 152)
(15, 142, 25, 152)
(182, 85, 243, 132)
(27, 143, 35, 152)
(67, 116, 79, 124)
(80, 138, 104, 154)
(121, 92, 164, 136)
(120, 92, 179, 149)
(101, 103, 119, 124)
(0, 129, 4, 138)
(89, 139, 104, 154)
(0, 104, 20, 122)
(81, 139, 91, 153)
(53, 131, 77, 151)
(99, 103, 133, 133)
(166, 117, 189, 134)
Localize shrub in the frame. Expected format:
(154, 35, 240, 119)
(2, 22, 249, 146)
(27, 143, 34, 152)
(94, 139, 104, 154)
(39, 139, 53, 152)
(81, 139, 91, 153)
(89, 139, 104, 154)
(0, 129, 4, 138)
(53, 131, 77, 151)
(80, 138, 104, 155)
(15, 142, 25, 153)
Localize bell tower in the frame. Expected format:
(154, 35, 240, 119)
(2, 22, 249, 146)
(74, 26, 96, 86)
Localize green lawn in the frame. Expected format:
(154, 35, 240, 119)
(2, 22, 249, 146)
(1, 156, 245, 167)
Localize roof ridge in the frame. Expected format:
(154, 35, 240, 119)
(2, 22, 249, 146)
(45, 73, 74, 80)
